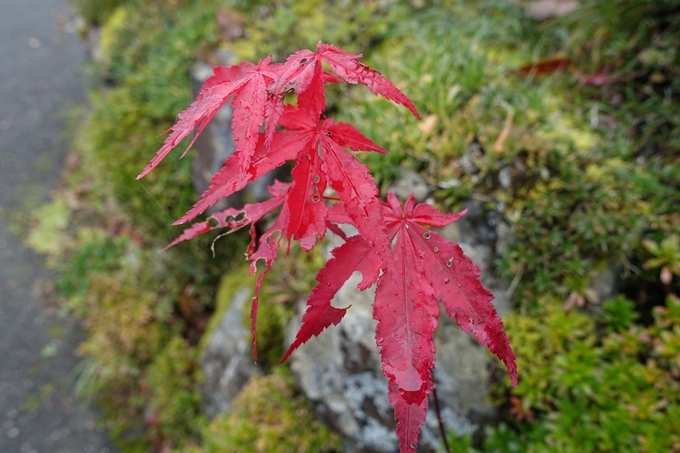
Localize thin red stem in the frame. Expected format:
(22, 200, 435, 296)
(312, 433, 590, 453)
(433, 382, 451, 453)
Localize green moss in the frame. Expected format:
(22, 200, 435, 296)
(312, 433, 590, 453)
(99, 7, 128, 61)
(25, 198, 71, 262)
(197, 370, 342, 453)
(200, 265, 254, 353)
(224, 0, 409, 63)
(72, 0, 126, 25)
(55, 232, 130, 316)
(62, 239, 216, 449)
(145, 336, 205, 445)
(206, 261, 296, 371)
(335, 3, 560, 187)
(335, 2, 679, 307)
(481, 296, 680, 452)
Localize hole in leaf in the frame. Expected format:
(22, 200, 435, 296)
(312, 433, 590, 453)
(390, 234, 399, 250)
(311, 186, 321, 203)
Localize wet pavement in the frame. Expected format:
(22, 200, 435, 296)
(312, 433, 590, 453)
(0, 0, 113, 452)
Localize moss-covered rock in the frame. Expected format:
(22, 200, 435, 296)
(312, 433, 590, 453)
(196, 370, 342, 453)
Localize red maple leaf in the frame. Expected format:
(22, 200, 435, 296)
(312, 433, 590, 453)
(174, 130, 300, 225)
(277, 105, 388, 252)
(163, 180, 290, 251)
(283, 193, 517, 451)
(264, 41, 421, 147)
(137, 57, 279, 180)
(379, 193, 516, 450)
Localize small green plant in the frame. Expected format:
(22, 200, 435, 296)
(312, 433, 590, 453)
(482, 296, 680, 453)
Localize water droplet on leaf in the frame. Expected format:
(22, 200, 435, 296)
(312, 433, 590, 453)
(423, 232, 431, 239)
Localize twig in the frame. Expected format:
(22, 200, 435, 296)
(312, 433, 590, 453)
(505, 262, 524, 300)
(138, 180, 174, 223)
(493, 101, 514, 154)
(433, 382, 451, 453)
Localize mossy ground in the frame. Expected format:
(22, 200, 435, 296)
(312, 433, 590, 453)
(26, 0, 680, 451)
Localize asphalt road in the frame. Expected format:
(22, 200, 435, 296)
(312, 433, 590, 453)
(0, 1, 113, 452)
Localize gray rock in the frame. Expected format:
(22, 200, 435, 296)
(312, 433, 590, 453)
(588, 261, 622, 303)
(391, 167, 430, 202)
(458, 141, 484, 175)
(287, 268, 398, 453)
(498, 167, 512, 189)
(201, 286, 261, 418)
(524, 0, 580, 20)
